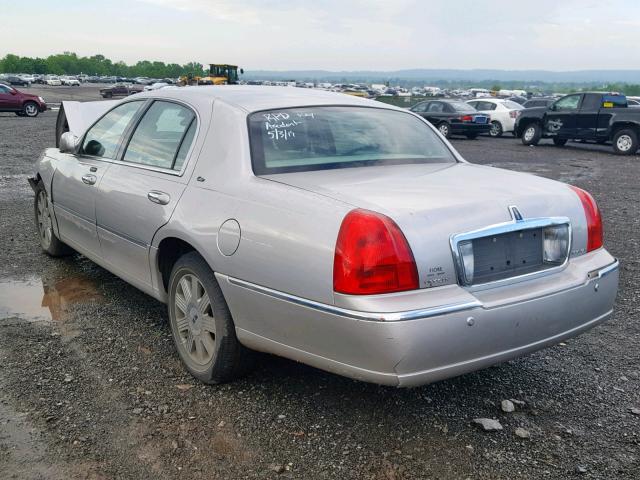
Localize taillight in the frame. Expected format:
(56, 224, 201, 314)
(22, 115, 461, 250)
(510, 110, 518, 118)
(460, 115, 473, 122)
(333, 209, 419, 295)
(570, 186, 603, 252)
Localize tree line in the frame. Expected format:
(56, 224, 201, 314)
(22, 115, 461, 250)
(0, 52, 206, 78)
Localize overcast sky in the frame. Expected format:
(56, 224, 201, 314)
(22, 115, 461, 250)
(1, 0, 639, 71)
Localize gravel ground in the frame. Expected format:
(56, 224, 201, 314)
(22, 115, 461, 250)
(0, 105, 639, 479)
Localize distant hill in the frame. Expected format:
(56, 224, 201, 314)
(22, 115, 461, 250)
(244, 69, 640, 84)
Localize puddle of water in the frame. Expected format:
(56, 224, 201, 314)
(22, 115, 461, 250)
(0, 275, 102, 324)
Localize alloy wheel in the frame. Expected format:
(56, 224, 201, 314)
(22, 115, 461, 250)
(36, 190, 52, 248)
(173, 273, 216, 366)
(616, 134, 633, 152)
(524, 126, 535, 142)
(25, 104, 38, 116)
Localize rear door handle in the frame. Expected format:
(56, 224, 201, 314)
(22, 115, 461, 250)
(147, 191, 170, 205)
(81, 174, 97, 185)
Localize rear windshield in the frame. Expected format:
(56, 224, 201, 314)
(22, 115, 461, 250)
(503, 100, 524, 110)
(248, 106, 456, 174)
(448, 102, 476, 112)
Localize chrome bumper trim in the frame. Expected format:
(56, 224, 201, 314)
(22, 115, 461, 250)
(226, 276, 482, 322)
(226, 258, 617, 323)
(588, 258, 619, 279)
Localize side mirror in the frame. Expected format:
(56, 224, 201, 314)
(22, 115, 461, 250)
(240, 68, 244, 75)
(10, 89, 17, 95)
(549, 103, 556, 111)
(59, 132, 79, 153)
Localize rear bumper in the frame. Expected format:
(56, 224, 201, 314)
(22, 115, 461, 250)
(450, 123, 491, 135)
(218, 250, 618, 387)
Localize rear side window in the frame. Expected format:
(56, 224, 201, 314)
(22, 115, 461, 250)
(411, 102, 428, 113)
(82, 101, 143, 158)
(248, 106, 456, 174)
(123, 101, 196, 170)
(581, 94, 602, 111)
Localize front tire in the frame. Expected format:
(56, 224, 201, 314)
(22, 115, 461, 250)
(168, 252, 254, 384)
(34, 181, 72, 256)
(489, 121, 503, 138)
(612, 129, 638, 155)
(437, 122, 451, 139)
(23, 101, 39, 117)
(521, 123, 541, 146)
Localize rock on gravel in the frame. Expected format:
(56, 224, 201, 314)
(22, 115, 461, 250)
(501, 400, 515, 412)
(472, 418, 503, 431)
(514, 427, 531, 439)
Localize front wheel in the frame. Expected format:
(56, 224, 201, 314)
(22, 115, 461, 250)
(23, 101, 39, 117)
(437, 122, 451, 139)
(168, 252, 254, 384)
(34, 181, 72, 256)
(553, 137, 568, 146)
(489, 121, 503, 138)
(612, 129, 639, 155)
(521, 123, 541, 146)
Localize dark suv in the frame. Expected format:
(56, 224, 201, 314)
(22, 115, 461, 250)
(0, 84, 47, 117)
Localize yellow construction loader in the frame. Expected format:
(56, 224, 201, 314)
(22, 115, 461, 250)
(179, 64, 243, 86)
(198, 64, 243, 85)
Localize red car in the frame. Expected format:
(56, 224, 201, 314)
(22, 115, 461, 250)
(0, 83, 47, 117)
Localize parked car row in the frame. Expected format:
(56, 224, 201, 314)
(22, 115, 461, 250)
(408, 98, 523, 139)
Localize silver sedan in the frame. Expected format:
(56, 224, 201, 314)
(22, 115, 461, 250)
(30, 86, 619, 387)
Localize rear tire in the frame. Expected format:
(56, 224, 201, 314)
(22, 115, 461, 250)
(521, 123, 541, 146)
(34, 181, 73, 256)
(489, 121, 503, 138)
(23, 101, 39, 117)
(437, 122, 451, 139)
(167, 252, 255, 384)
(553, 137, 568, 146)
(612, 129, 639, 155)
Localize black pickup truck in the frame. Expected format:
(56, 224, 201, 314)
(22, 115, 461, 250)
(515, 92, 640, 155)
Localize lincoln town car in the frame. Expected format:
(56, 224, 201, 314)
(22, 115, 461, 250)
(30, 87, 618, 387)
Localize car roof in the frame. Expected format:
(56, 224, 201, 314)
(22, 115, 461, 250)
(138, 85, 397, 113)
(467, 98, 506, 103)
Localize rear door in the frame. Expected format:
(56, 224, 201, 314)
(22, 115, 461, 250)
(545, 94, 582, 138)
(52, 101, 144, 259)
(575, 93, 602, 139)
(0, 84, 19, 110)
(95, 100, 198, 288)
(424, 101, 448, 124)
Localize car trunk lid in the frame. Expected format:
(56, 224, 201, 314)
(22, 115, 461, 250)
(263, 162, 586, 289)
